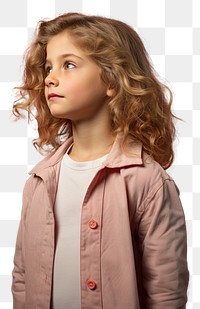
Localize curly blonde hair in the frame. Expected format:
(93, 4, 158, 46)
(13, 12, 176, 168)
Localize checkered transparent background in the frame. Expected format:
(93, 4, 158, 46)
(0, 0, 199, 308)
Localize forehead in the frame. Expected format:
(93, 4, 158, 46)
(46, 31, 85, 58)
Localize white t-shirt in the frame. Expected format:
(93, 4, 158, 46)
(51, 150, 107, 309)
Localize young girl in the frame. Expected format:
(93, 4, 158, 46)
(12, 12, 189, 309)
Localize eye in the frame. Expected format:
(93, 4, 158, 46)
(45, 66, 52, 75)
(64, 62, 76, 69)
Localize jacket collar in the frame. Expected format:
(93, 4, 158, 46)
(29, 136, 73, 176)
(29, 134, 143, 177)
(103, 134, 143, 168)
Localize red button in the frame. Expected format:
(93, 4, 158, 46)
(87, 280, 97, 290)
(88, 219, 98, 229)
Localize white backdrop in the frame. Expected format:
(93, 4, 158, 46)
(0, 0, 199, 308)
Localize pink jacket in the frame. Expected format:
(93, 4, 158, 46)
(12, 135, 189, 309)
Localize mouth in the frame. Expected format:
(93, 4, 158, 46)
(48, 93, 64, 100)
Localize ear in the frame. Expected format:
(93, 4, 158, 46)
(106, 88, 116, 97)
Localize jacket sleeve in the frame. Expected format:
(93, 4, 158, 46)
(11, 179, 31, 309)
(12, 221, 25, 309)
(137, 179, 189, 308)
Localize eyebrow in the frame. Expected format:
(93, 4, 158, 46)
(45, 53, 84, 64)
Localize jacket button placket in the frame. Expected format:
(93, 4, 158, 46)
(81, 178, 105, 308)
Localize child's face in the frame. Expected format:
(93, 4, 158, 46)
(44, 31, 110, 121)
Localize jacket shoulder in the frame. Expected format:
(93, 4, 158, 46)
(122, 151, 177, 210)
(124, 151, 172, 187)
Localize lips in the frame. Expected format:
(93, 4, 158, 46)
(48, 93, 64, 100)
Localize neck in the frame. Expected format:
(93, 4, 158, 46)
(69, 117, 115, 162)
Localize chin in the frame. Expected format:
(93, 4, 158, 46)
(48, 105, 66, 118)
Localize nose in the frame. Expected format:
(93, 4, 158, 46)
(45, 73, 59, 87)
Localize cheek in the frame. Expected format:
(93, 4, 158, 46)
(64, 72, 106, 101)
(66, 78, 94, 98)
(65, 78, 84, 92)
